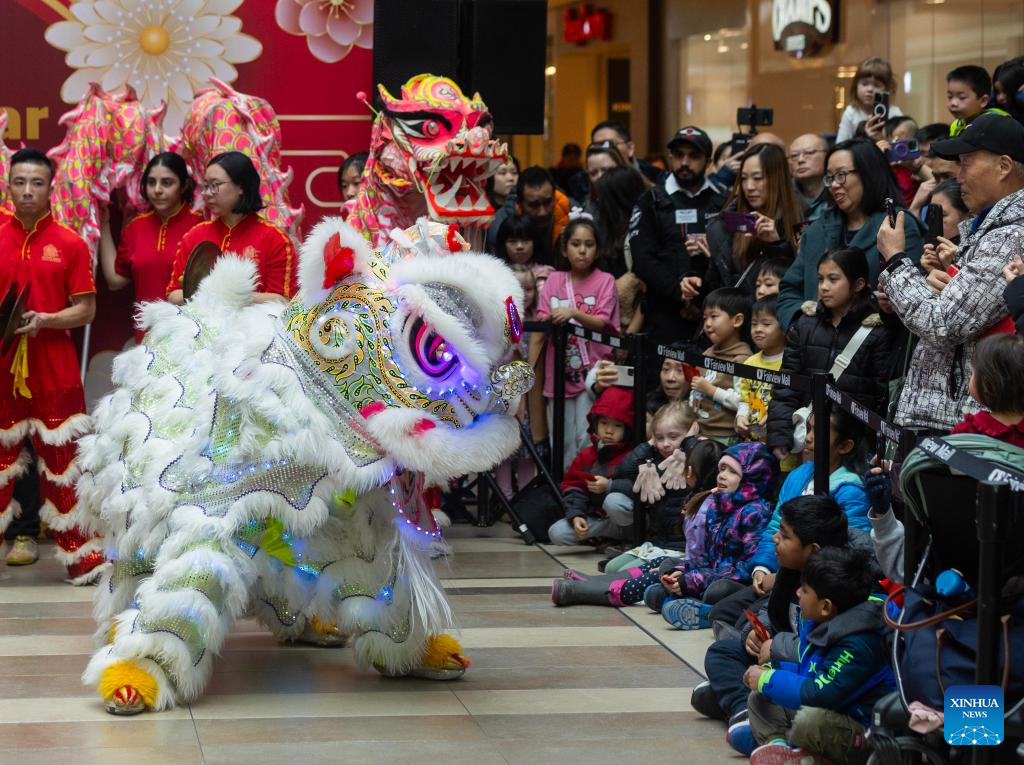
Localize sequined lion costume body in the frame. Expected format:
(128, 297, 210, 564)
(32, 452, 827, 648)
(78, 218, 533, 714)
(348, 74, 508, 247)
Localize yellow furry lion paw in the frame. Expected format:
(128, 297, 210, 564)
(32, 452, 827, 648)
(413, 634, 470, 680)
(99, 661, 157, 716)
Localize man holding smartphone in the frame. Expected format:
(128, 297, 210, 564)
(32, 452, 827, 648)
(876, 114, 1024, 433)
(629, 126, 727, 356)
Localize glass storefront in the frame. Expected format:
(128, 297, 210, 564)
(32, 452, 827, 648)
(515, 0, 1022, 167)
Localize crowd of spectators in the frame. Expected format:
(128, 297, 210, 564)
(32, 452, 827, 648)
(487, 54, 1024, 765)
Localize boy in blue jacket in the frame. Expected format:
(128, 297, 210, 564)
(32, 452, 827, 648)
(744, 546, 893, 765)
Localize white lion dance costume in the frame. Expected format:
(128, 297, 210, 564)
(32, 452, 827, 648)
(78, 217, 533, 714)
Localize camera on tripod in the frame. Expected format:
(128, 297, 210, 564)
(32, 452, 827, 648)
(730, 105, 774, 154)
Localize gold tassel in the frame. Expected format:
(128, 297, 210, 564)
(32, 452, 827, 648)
(10, 335, 31, 399)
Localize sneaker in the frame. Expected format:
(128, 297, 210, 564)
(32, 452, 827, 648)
(662, 597, 711, 630)
(643, 583, 669, 612)
(6, 536, 38, 566)
(750, 742, 823, 765)
(596, 557, 610, 573)
(690, 679, 726, 720)
(727, 710, 757, 756)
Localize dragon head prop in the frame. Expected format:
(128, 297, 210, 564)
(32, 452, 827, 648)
(277, 216, 533, 485)
(349, 75, 508, 245)
(45, 82, 167, 252)
(179, 78, 303, 244)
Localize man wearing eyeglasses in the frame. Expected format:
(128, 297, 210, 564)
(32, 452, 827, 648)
(629, 126, 727, 354)
(788, 134, 830, 223)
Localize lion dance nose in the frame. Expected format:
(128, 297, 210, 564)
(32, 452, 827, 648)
(466, 126, 489, 152)
(489, 361, 534, 413)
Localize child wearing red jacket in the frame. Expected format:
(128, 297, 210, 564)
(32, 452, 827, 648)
(547, 386, 636, 545)
(951, 333, 1024, 448)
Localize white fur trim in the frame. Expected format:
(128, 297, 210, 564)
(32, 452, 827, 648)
(388, 252, 524, 364)
(800, 300, 818, 317)
(68, 559, 110, 586)
(0, 450, 31, 486)
(193, 254, 258, 308)
(52, 536, 105, 566)
(29, 414, 92, 445)
(0, 499, 22, 535)
(39, 498, 106, 537)
(298, 217, 373, 305)
(37, 454, 81, 487)
(0, 421, 31, 447)
(362, 407, 521, 485)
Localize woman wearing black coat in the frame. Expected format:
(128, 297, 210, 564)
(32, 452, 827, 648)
(767, 247, 891, 460)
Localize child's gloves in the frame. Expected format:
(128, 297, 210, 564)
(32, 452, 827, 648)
(865, 470, 892, 517)
(634, 461, 665, 504)
(658, 449, 688, 490)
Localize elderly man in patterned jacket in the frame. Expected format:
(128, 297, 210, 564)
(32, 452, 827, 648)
(876, 113, 1024, 434)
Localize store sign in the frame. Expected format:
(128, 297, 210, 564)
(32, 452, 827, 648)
(771, 0, 838, 58)
(563, 4, 612, 46)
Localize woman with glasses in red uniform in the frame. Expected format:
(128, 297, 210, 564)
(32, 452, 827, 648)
(166, 151, 296, 305)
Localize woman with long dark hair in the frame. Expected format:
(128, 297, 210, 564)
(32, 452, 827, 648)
(99, 152, 203, 339)
(775, 139, 924, 329)
(166, 151, 296, 305)
(692, 144, 803, 299)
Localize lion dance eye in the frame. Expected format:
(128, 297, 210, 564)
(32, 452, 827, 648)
(410, 317, 458, 379)
(423, 120, 440, 138)
(505, 297, 522, 343)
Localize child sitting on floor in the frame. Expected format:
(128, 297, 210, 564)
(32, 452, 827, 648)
(551, 442, 778, 624)
(547, 386, 635, 546)
(744, 546, 893, 765)
(589, 404, 722, 573)
(694, 495, 852, 756)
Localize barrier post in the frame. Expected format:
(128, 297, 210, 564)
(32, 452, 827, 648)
(973, 480, 1008, 765)
(897, 426, 928, 580)
(811, 373, 830, 495)
(551, 323, 568, 484)
(630, 333, 649, 546)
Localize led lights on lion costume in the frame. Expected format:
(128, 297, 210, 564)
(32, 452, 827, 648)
(348, 74, 508, 247)
(78, 217, 533, 714)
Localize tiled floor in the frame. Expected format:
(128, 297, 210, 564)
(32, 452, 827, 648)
(0, 526, 741, 765)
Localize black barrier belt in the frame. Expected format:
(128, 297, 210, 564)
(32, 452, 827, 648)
(825, 383, 904, 444)
(653, 343, 812, 394)
(918, 437, 1024, 492)
(566, 323, 624, 349)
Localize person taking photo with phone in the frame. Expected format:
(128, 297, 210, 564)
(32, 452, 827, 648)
(836, 57, 904, 143)
(682, 144, 803, 302)
(876, 113, 1024, 434)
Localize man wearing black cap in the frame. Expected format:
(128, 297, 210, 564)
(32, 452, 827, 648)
(876, 113, 1024, 432)
(629, 126, 727, 352)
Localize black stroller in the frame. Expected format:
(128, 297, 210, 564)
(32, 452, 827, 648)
(868, 434, 1024, 765)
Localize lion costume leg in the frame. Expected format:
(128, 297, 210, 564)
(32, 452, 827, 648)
(83, 533, 252, 713)
(318, 490, 467, 678)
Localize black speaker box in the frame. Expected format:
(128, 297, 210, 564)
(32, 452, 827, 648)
(373, 0, 547, 134)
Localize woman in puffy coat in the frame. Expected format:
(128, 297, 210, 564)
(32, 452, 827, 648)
(767, 246, 891, 462)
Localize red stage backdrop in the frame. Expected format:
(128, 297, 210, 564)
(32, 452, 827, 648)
(1, 1, 373, 381)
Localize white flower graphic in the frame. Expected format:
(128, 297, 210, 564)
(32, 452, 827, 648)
(45, 0, 262, 133)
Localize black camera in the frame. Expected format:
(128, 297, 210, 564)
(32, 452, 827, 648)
(737, 106, 774, 128)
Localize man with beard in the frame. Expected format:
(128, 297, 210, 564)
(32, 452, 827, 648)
(629, 126, 727, 353)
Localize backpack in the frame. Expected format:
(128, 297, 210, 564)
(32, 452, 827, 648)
(887, 435, 1024, 713)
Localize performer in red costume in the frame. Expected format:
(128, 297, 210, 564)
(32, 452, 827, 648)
(0, 207, 12, 226)
(99, 152, 203, 342)
(0, 148, 105, 583)
(166, 151, 296, 304)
